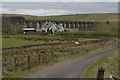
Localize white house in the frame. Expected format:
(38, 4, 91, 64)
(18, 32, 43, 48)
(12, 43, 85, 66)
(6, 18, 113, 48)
(41, 22, 64, 33)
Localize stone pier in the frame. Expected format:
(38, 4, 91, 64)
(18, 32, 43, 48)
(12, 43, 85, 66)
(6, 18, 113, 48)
(16, 20, 99, 31)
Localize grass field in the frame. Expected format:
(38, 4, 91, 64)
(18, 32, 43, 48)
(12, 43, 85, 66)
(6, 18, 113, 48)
(90, 22, 118, 34)
(3, 38, 115, 77)
(2, 35, 42, 38)
(2, 35, 99, 48)
(82, 50, 118, 78)
(24, 13, 118, 22)
(3, 13, 118, 22)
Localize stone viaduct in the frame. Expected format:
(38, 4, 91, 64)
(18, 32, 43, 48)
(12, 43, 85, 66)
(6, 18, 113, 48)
(11, 17, 98, 30)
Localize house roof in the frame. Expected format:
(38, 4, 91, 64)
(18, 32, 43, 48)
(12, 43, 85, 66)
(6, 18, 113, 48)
(23, 28, 35, 31)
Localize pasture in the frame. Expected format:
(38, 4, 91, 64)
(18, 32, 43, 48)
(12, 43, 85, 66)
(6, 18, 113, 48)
(89, 22, 118, 34)
(2, 38, 115, 75)
(2, 35, 99, 48)
(24, 13, 118, 22)
(3, 13, 118, 22)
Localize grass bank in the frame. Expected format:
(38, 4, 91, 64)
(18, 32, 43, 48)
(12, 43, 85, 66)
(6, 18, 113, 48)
(82, 50, 118, 78)
(89, 22, 118, 35)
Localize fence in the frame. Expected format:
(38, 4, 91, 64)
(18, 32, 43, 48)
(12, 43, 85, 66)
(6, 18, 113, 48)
(2, 38, 116, 74)
(97, 68, 105, 80)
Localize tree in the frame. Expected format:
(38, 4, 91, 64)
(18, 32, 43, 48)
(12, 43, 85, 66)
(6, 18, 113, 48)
(2, 17, 23, 34)
(15, 22, 23, 34)
(2, 17, 11, 33)
(9, 22, 23, 34)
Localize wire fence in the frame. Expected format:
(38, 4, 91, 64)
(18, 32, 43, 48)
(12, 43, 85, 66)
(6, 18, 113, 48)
(2, 38, 116, 74)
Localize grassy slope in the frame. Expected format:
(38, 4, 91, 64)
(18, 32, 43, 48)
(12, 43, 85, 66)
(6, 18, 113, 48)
(3, 13, 118, 22)
(24, 13, 118, 22)
(82, 50, 118, 78)
(21, 13, 119, 35)
(89, 22, 118, 34)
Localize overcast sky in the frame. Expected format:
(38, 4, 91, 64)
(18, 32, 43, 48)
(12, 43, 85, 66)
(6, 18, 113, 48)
(0, 2, 119, 16)
(1, 0, 119, 2)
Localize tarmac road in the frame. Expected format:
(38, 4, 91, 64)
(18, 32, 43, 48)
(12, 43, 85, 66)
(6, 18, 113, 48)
(25, 45, 118, 78)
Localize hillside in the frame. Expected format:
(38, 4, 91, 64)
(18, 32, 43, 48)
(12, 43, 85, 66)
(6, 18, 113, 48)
(89, 22, 118, 34)
(24, 13, 118, 22)
(2, 13, 118, 37)
(2, 13, 118, 22)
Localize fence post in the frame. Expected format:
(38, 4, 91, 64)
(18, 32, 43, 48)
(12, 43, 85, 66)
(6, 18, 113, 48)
(2, 62, 4, 74)
(45, 53, 48, 63)
(63, 51, 65, 58)
(55, 54, 57, 60)
(20, 51, 24, 71)
(38, 54, 40, 65)
(51, 51, 54, 60)
(28, 56, 30, 70)
(14, 57, 17, 72)
(71, 50, 74, 55)
(97, 68, 105, 80)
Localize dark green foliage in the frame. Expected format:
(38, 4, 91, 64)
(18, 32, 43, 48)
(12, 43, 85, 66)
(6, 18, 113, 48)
(2, 17, 23, 34)
(10, 16, 25, 21)
(10, 23, 23, 34)
(2, 17, 11, 33)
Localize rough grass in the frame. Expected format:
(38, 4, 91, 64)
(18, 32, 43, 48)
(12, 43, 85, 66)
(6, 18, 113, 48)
(54, 22, 118, 37)
(2, 38, 115, 76)
(89, 22, 118, 34)
(2, 35, 42, 38)
(4, 51, 88, 78)
(3, 13, 118, 22)
(82, 50, 118, 78)
(3, 38, 116, 78)
(24, 13, 118, 22)
(2, 35, 99, 48)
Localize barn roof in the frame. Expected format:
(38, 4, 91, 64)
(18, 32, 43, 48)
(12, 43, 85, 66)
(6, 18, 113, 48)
(23, 28, 35, 31)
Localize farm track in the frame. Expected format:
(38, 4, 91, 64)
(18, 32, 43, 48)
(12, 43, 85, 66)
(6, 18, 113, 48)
(24, 44, 119, 78)
(2, 39, 103, 50)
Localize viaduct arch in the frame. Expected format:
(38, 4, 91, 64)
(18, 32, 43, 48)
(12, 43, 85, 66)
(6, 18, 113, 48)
(13, 20, 98, 30)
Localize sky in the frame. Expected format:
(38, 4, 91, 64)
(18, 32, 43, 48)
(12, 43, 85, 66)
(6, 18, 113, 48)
(0, 1, 119, 16)
(1, 0, 120, 2)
